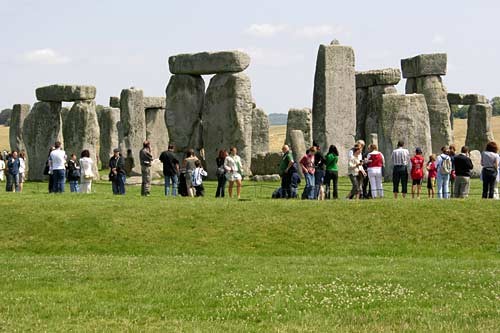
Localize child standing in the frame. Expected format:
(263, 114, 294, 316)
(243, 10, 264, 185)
(410, 148, 425, 199)
(426, 154, 437, 198)
(192, 160, 207, 197)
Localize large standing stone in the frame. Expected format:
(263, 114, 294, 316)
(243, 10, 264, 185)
(120, 88, 145, 175)
(465, 104, 494, 151)
(22, 102, 63, 180)
(356, 88, 368, 141)
(9, 104, 30, 152)
(289, 129, 306, 178)
(202, 73, 253, 178)
(401, 53, 447, 78)
(62, 100, 100, 178)
(251, 107, 269, 157)
(469, 150, 482, 178)
(251, 152, 282, 175)
(36, 84, 96, 102)
(378, 94, 432, 180)
(98, 107, 120, 169)
(169, 50, 251, 75)
(312, 43, 356, 175)
(413, 76, 453, 152)
(146, 108, 169, 158)
(286, 108, 312, 148)
(165, 75, 205, 155)
(109, 96, 120, 108)
(364, 85, 398, 142)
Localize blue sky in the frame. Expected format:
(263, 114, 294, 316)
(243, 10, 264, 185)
(1, 0, 499, 113)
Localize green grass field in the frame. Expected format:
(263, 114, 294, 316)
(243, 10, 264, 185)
(0, 179, 499, 332)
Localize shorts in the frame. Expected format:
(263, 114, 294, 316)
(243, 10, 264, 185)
(427, 177, 435, 189)
(19, 173, 26, 183)
(412, 178, 423, 186)
(226, 172, 242, 182)
(185, 171, 193, 187)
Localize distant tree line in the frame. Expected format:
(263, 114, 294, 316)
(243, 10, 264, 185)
(454, 97, 500, 119)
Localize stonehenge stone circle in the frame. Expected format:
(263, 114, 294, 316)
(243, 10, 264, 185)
(465, 104, 494, 151)
(251, 152, 282, 176)
(120, 88, 145, 175)
(169, 50, 251, 75)
(145, 107, 169, 158)
(289, 129, 307, 178)
(378, 94, 432, 180)
(355, 68, 401, 88)
(312, 43, 356, 175)
(98, 107, 121, 169)
(401, 53, 447, 78)
(36, 84, 96, 102)
(251, 107, 269, 157)
(202, 72, 253, 178)
(22, 102, 63, 180)
(286, 108, 312, 148)
(9, 104, 30, 152)
(143, 97, 166, 109)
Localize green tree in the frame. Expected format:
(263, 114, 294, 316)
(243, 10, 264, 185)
(490, 96, 500, 116)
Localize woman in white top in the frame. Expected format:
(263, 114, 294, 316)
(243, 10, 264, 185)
(347, 146, 366, 200)
(224, 147, 243, 199)
(0, 155, 5, 182)
(18, 151, 26, 192)
(79, 149, 94, 194)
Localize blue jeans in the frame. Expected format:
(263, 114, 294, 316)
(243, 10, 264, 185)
(69, 180, 80, 193)
(165, 174, 178, 196)
(314, 169, 325, 199)
(437, 173, 450, 199)
(216, 174, 227, 198)
(52, 169, 66, 193)
(303, 172, 315, 200)
(112, 174, 126, 195)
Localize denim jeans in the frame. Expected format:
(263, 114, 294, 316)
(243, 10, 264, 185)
(314, 169, 325, 199)
(6, 173, 19, 192)
(69, 180, 80, 193)
(392, 166, 408, 194)
(52, 169, 66, 193)
(437, 173, 450, 199)
(112, 174, 126, 195)
(303, 172, 315, 200)
(481, 168, 497, 199)
(216, 174, 226, 198)
(165, 174, 178, 196)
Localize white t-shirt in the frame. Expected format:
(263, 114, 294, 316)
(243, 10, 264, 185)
(50, 149, 67, 170)
(19, 158, 26, 173)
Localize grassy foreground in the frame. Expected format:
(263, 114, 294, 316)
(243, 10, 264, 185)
(0, 180, 498, 332)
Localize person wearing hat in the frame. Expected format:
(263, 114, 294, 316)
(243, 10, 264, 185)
(410, 147, 425, 199)
(109, 148, 126, 195)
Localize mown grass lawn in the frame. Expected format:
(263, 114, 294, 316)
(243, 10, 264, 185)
(0, 179, 498, 332)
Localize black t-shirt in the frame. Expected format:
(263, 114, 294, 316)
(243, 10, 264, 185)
(159, 150, 179, 176)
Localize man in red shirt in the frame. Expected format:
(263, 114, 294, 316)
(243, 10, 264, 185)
(410, 147, 425, 199)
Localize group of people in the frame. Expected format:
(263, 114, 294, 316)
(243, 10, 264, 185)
(0, 150, 26, 192)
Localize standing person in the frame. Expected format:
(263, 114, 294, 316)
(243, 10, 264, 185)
(313, 142, 326, 200)
(366, 144, 385, 199)
(436, 146, 452, 199)
(124, 149, 135, 177)
(454, 146, 474, 198)
(192, 160, 208, 197)
(0, 155, 5, 182)
(480, 141, 499, 199)
(7, 151, 20, 192)
(79, 149, 94, 194)
(279, 145, 296, 199)
(410, 147, 425, 199)
(49, 142, 67, 193)
(109, 148, 126, 195)
(448, 144, 457, 198)
(300, 147, 316, 200)
(183, 149, 199, 197)
(215, 149, 228, 198)
(391, 140, 410, 198)
(224, 147, 244, 199)
(426, 154, 437, 198)
(18, 151, 26, 192)
(324, 145, 339, 199)
(348, 146, 365, 200)
(45, 147, 56, 193)
(139, 140, 153, 197)
(159, 144, 180, 197)
(67, 154, 81, 193)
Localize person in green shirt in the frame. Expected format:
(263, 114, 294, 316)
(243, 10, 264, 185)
(280, 145, 296, 199)
(324, 145, 339, 199)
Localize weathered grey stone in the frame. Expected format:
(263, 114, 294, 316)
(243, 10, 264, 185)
(364, 85, 398, 142)
(169, 50, 251, 75)
(469, 150, 482, 178)
(286, 108, 312, 148)
(62, 100, 100, 179)
(165, 75, 205, 154)
(9, 104, 30, 152)
(202, 73, 253, 178)
(146, 108, 169, 158)
(98, 107, 120, 169)
(36, 84, 96, 102)
(251, 152, 282, 176)
(378, 94, 432, 180)
(356, 88, 368, 141)
(312, 43, 356, 175)
(367, 133, 378, 148)
(22, 102, 63, 180)
(447, 93, 464, 105)
(413, 75, 453, 152)
(401, 53, 447, 78)
(289, 129, 306, 178)
(251, 108, 269, 157)
(355, 68, 401, 88)
(120, 88, 145, 175)
(144, 97, 166, 109)
(251, 174, 281, 182)
(109, 96, 120, 108)
(462, 94, 488, 105)
(405, 78, 417, 94)
(465, 104, 494, 152)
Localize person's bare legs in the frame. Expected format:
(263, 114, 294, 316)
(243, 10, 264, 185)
(236, 179, 242, 199)
(228, 181, 234, 198)
(412, 185, 416, 199)
(417, 184, 422, 199)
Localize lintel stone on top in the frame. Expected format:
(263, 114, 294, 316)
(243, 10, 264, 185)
(36, 84, 96, 102)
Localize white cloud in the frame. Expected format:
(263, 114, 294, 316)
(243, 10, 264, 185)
(432, 34, 446, 44)
(22, 48, 70, 65)
(295, 24, 346, 39)
(245, 24, 288, 37)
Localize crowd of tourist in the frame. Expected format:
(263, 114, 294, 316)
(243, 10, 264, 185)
(1, 138, 499, 200)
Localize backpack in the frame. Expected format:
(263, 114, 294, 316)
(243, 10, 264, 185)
(439, 156, 452, 175)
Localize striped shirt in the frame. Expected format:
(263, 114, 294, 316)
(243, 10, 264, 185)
(391, 148, 410, 166)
